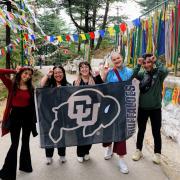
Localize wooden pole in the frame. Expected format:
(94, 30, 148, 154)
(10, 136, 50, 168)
(6, 1, 11, 69)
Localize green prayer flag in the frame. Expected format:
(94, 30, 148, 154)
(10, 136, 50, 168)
(114, 25, 120, 33)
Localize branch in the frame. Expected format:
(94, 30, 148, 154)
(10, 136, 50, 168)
(67, 0, 86, 32)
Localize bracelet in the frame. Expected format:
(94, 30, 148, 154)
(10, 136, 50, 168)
(46, 74, 51, 78)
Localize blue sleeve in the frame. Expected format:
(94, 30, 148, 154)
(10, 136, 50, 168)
(126, 68, 133, 80)
(106, 69, 113, 83)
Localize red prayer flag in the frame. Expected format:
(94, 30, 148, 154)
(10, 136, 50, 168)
(1, 48, 6, 56)
(24, 34, 28, 41)
(120, 23, 127, 32)
(66, 35, 71, 41)
(89, 32, 95, 39)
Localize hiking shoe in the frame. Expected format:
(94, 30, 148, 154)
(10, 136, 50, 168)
(119, 159, 129, 174)
(77, 156, 84, 163)
(152, 153, 161, 164)
(46, 157, 53, 165)
(132, 149, 143, 161)
(84, 154, 90, 161)
(104, 146, 113, 160)
(59, 156, 67, 163)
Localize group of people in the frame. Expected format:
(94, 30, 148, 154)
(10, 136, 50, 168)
(0, 52, 168, 180)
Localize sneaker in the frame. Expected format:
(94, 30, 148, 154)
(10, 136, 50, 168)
(77, 156, 84, 163)
(84, 154, 90, 161)
(104, 146, 113, 160)
(132, 149, 143, 161)
(119, 159, 129, 174)
(59, 156, 67, 163)
(152, 153, 161, 164)
(46, 157, 53, 165)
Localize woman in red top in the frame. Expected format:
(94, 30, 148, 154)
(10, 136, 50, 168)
(0, 67, 37, 180)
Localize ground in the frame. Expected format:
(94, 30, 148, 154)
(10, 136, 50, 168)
(0, 66, 179, 180)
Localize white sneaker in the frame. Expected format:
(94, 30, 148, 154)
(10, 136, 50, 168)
(152, 153, 161, 164)
(119, 159, 129, 174)
(59, 156, 67, 163)
(46, 157, 53, 165)
(104, 146, 113, 160)
(77, 156, 84, 163)
(132, 149, 143, 161)
(84, 154, 90, 161)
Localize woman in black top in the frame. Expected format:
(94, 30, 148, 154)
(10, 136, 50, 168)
(74, 61, 103, 163)
(40, 65, 70, 165)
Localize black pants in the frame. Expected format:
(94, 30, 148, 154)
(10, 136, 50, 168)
(45, 147, 66, 157)
(136, 108, 162, 154)
(77, 145, 92, 157)
(0, 107, 33, 180)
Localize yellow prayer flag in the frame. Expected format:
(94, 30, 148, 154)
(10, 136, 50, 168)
(80, 34, 86, 40)
(146, 18, 153, 53)
(57, 36, 63, 42)
(108, 27, 115, 36)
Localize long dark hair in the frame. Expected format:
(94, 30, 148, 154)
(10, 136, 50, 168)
(78, 61, 92, 76)
(49, 65, 68, 87)
(13, 67, 34, 95)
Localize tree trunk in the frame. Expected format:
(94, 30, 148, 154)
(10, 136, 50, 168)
(84, 2, 89, 33)
(90, 5, 97, 49)
(95, 0, 110, 50)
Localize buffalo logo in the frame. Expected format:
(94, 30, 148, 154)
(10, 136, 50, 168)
(49, 88, 120, 143)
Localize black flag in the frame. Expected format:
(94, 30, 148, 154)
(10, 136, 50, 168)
(35, 80, 139, 148)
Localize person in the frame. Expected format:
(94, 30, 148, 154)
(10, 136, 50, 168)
(132, 53, 168, 164)
(102, 51, 140, 174)
(40, 65, 70, 165)
(74, 61, 104, 163)
(0, 67, 38, 180)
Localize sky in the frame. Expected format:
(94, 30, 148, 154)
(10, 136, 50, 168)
(110, 0, 142, 21)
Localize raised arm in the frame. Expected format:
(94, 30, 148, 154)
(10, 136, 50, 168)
(131, 58, 144, 80)
(101, 66, 110, 82)
(0, 68, 16, 90)
(40, 69, 53, 87)
(151, 56, 168, 81)
(0, 68, 16, 75)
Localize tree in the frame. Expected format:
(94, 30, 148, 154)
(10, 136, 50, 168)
(134, 0, 173, 13)
(38, 13, 68, 35)
(63, 0, 126, 49)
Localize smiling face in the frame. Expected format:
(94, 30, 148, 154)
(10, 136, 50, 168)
(20, 70, 33, 83)
(79, 63, 91, 77)
(111, 53, 123, 69)
(142, 56, 154, 72)
(53, 67, 64, 83)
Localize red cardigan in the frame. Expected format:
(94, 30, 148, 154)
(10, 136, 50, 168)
(0, 69, 16, 136)
(0, 69, 37, 137)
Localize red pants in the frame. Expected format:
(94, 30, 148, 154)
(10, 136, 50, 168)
(103, 141, 127, 156)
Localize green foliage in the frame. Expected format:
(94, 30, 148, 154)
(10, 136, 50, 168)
(36, 0, 60, 9)
(38, 13, 68, 35)
(135, 0, 174, 13)
(0, 56, 6, 68)
(100, 38, 114, 49)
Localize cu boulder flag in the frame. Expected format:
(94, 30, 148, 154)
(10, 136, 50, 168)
(35, 80, 139, 148)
